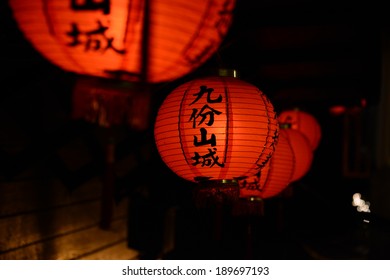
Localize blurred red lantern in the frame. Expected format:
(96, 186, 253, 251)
(238, 130, 294, 200)
(278, 108, 322, 151)
(329, 104, 347, 116)
(154, 74, 279, 183)
(9, 0, 236, 83)
(280, 128, 313, 182)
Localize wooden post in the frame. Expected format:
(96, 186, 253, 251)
(99, 136, 115, 230)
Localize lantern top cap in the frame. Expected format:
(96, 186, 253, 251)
(218, 68, 240, 78)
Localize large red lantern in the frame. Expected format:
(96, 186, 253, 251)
(154, 74, 279, 183)
(9, 0, 236, 83)
(280, 128, 313, 182)
(278, 108, 322, 151)
(238, 131, 294, 200)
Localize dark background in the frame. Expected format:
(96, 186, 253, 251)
(1, 0, 389, 259)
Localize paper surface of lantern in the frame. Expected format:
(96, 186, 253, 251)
(278, 108, 322, 150)
(9, 0, 236, 83)
(154, 75, 279, 183)
(280, 128, 313, 182)
(238, 131, 294, 200)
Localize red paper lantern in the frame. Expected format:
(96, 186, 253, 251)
(154, 75, 279, 183)
(238, 131, 294, 200)
(9, 0, 236, 83)
(278, 108, 322, 151)
(280, 128, 313, 182)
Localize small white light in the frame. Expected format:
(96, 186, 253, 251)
(352, 192, 371, 213)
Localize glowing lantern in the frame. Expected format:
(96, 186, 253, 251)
(278, 108, 322, 151)
(329, 105, 347, 116)
(9, 0, 236, 83)
(280, 128, 313, 182)
(238, 131, 294, 200)
(154, 74, 279, 184)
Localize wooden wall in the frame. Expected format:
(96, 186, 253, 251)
(370, 28, 390, 221)
(0, 177, 138, 260)
(0, 82, 141, 259)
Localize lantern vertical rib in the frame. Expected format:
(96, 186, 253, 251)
(220, 78, 230, 180)
(42, 1, 54, 35)
(140, 0, 150, 83)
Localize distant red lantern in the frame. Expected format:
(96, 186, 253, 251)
(280, 128, 313, 182)
(278, 108, 322, 151)
(9, 0, 235, 83)
(154, 75, 279, 183)
(238, 131, 294, 200)
(329, 104, 347, 116)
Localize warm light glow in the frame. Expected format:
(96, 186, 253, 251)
(154, 76, 279, 182)
(278, 108, 322, 151)
(329, 105, 347, 116)
(352, 192, 371, 213)
(361, 98, 367, 108)
(9, 0, 236, 83)
(238, 131, 294, 199)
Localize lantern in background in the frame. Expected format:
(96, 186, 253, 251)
(280, 127, 313, 182)
(238, 131, 294, 200)
(233, 131, 294, 216)
(329, 104, 347, 116)
(239, 131, 294, 199)
(9, 0, 236, 83)
(278, 108, 322, 151)
(154, 74, 279, 186)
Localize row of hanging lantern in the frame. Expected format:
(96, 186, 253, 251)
(7, 0, 237, 230)
(154, 70, 322, 212)
(9, 0, 236, 129)
(235, 107, 321, 215)
(9, 0, 322, 213)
